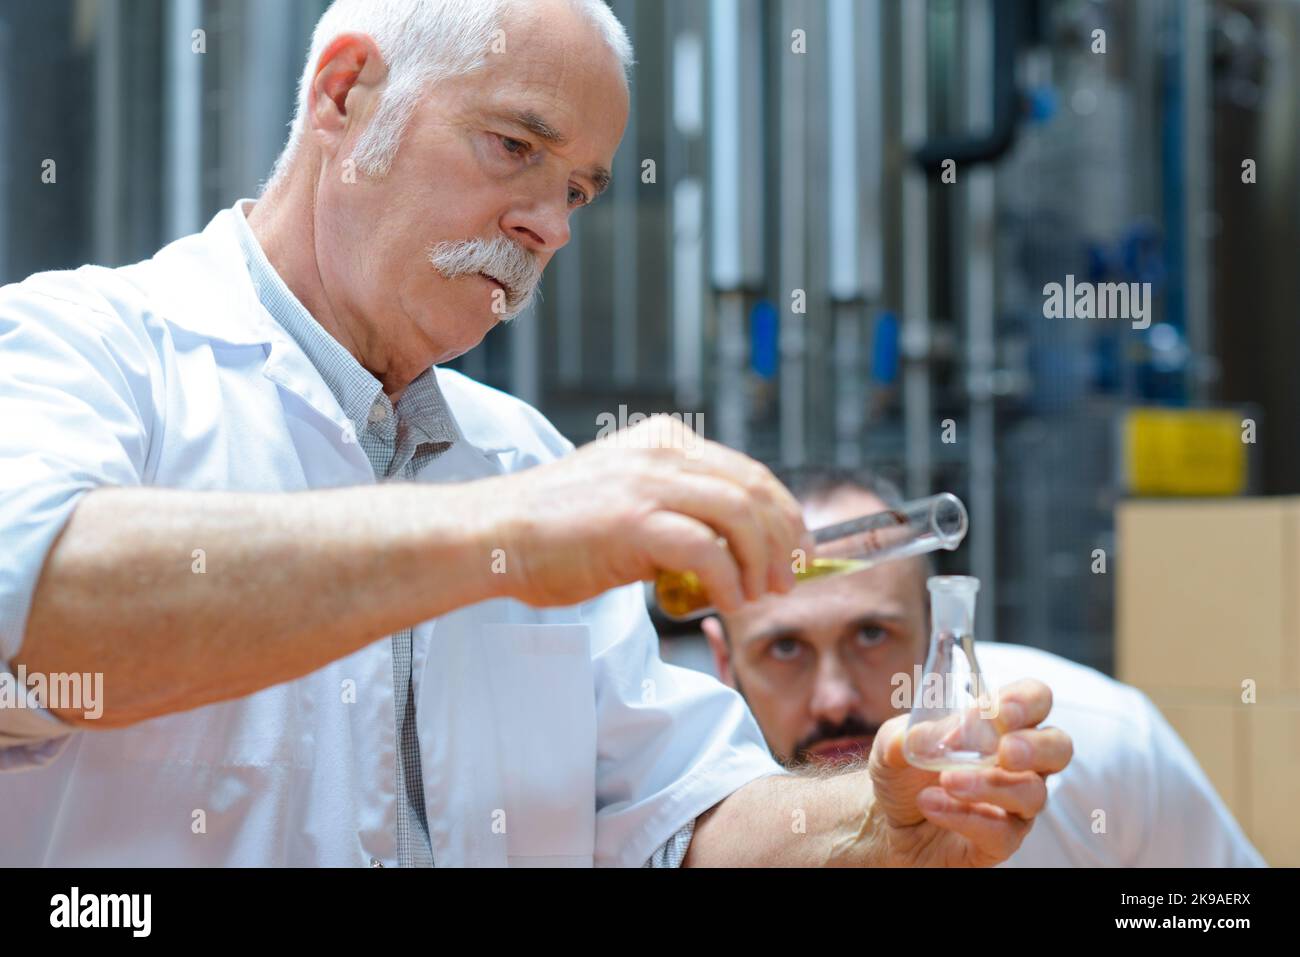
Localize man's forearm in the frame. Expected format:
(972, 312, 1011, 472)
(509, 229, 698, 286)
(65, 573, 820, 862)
(13, 483, 502, 728)
(682, 770, 887, 866)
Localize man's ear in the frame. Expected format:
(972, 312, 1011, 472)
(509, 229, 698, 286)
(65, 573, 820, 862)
(701, 616, 734, 687)
(308, 32, 387, 155)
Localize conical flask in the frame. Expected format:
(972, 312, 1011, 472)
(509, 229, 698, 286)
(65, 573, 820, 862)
(903, 576, 1001, 771)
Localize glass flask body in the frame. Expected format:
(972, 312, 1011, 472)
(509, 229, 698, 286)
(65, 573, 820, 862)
(903, 576, 1001, 771)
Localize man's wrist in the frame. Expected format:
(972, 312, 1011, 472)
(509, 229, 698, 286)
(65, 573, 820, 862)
(856, 798, 896, 866)
(824, 769, 890, 866)
(407, 480, 513, 610)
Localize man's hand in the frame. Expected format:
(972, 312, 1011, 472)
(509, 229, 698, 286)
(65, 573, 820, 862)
(476, 415, 814, 611)
(862, 678, 1073, 866)
(681, 678, 1071, 868)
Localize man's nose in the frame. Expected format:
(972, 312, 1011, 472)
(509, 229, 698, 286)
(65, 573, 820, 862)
(502, 194, 571, 254)
(807, 655, 860, 725)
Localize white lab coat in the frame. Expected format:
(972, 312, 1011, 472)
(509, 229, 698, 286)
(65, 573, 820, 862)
(976, 644, 1266, 867)
(0, 203, 785, 866)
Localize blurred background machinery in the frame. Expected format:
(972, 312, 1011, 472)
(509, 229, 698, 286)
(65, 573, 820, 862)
(1, 0, 1295, 675)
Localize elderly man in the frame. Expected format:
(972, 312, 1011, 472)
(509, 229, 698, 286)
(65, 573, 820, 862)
(702, 467, 1265, 866)
(0, 0, 1069, 867)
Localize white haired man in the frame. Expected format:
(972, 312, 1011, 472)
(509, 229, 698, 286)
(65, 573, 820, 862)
(0, 0, 1069, 866)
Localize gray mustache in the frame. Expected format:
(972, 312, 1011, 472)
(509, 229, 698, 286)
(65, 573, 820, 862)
(427, 236, 541, 318)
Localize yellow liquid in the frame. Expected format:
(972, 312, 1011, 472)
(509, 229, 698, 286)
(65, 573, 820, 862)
(654, 558, 869, 620)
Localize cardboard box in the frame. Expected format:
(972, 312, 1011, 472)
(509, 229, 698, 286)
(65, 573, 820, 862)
(1117, 499, 1300, 694)
(1118, 498, 1300, 864)
(1245, 700, 1300, 867)
(1144, 690, 1250, 830)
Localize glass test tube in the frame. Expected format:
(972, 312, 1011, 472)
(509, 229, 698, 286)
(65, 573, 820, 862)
(654, 492, 969, 621)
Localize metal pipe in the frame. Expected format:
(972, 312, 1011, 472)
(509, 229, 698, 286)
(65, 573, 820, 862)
(613, 0, 640, 386)
(1181, 0, 1213, 402)
(240, 0, 294, 194)
(964, 0, 998, 641)
(555, 223, 583, 386)
(779, 0, 810, 466)
(669, 21, 705, 409)
(164, 0, 203, 244)
(900, 0, 931, 498)
(96, 0, 124, 261)
(708, 0, 764, 451)
(673, 178, 705, 410)
(509, 301, 540, 408)
(828, 0, 878, 466)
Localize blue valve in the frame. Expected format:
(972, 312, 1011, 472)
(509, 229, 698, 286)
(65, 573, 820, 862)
(750, 301, 778, 379)
(871, 311, 900, 386)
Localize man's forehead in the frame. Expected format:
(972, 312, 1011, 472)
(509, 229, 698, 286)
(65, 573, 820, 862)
(731, 584, 916, 646)
(726, 484, 931, 644)
(472, 4, 629, 130)
(802, 488, 886, 528)
(472, 40, 625, 140)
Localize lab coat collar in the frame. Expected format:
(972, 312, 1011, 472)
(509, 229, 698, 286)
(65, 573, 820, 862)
(145, 204, 281, 348)
(139, 201, 523, 462)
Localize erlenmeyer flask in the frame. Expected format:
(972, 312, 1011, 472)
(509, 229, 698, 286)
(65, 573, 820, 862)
(903, 576, 1001, 771)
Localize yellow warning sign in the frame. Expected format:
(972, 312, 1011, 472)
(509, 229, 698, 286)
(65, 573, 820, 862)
(1124, 409, 1247, 496)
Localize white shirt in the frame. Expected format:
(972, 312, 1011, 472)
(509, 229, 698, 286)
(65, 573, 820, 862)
(977, 643, 1265, 867)
(0, 202, 785, 866)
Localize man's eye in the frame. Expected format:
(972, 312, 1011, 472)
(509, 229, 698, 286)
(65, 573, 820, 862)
(770, 638, 802, 662)
(500, 136, 530, 156)
(855, 626, 887, 649)
(568, 186, 590, 207)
